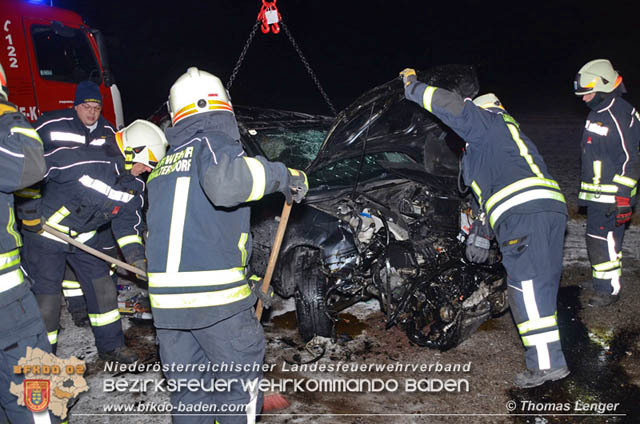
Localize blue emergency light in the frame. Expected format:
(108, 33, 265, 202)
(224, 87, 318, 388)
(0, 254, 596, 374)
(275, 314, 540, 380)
(26, 0, 52, 5)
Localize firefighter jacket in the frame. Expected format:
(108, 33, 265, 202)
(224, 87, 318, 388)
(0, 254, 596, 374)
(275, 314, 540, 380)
(17, 108, 117, 227)
(34, 108, 116, 150)
(145, 112, 291, 329)
(0, 100, 46, 309)
(578, 94, 640, 206)
(404, 82, 567, 229)
(34, 143, 145, 263)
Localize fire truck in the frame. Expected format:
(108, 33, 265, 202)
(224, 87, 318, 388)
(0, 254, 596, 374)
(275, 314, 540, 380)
(0, 0, 123, 127)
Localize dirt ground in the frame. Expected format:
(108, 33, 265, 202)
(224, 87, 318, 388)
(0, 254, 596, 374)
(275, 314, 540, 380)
(25, 112, 640, 423)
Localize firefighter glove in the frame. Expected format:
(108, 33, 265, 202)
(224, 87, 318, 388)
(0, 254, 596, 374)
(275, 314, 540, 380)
(22, 218, 43, 234)
(249, 276, 274, 309)
(399, 68, 417, 87)
(131, 258, 147, 279)
(284, 168, 308, 205)
(607, 196, 632, 226)
(116, 174, 140, 196)
(465, 218, 491, 264)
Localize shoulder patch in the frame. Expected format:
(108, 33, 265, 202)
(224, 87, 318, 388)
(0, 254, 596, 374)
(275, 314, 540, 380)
(0, 103, 18, 116)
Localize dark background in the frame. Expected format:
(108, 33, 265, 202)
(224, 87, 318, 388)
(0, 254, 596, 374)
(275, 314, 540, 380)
(52, 0, 639, 122)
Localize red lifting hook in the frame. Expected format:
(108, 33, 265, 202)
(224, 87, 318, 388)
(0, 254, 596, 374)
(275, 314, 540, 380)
(257, 0, 281, 34)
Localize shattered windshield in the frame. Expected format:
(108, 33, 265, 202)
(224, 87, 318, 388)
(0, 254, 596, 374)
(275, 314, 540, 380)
(309, 152, 414, 189)
(249, 126, 328, 170)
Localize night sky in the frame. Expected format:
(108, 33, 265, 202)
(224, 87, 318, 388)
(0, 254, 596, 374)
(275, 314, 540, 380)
(52, 0, 639, 122)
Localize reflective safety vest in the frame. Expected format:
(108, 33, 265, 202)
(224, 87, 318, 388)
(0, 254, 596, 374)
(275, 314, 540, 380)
(579, 97, 640, 206)
(146, 113, 291, 329)
(404, 83, 567, 229)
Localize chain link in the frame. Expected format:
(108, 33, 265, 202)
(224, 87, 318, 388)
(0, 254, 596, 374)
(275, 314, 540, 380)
(281, 22, 337, 116)
(226, 21, 261, 92)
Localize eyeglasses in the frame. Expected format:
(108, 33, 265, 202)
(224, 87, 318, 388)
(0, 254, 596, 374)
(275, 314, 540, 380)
(79, 103, 102, 113)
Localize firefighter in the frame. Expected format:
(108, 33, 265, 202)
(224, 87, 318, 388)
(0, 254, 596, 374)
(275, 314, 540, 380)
(399, 68, 569, 388)
(573, 59, 640, 307)
(145, 67, 308, 423)
(18, 81, 118, 327)
(0, 64, 61, 423)
(20, 120, 167, 363)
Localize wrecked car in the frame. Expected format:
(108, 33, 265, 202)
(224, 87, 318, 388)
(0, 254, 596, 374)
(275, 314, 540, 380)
(149, 64, 508, 350)
(243, 65, 508, 350)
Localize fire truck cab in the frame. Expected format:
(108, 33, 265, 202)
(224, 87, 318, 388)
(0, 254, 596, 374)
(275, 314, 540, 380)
(0, 0, 123, 127)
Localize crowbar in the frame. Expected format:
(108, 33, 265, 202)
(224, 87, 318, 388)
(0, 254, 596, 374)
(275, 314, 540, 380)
(256, 201, 292, 321)
(42, 224, 147, 278)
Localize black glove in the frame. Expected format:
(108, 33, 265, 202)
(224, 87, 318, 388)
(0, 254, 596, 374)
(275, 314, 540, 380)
(283, 168, 308, 205)
(465, 217, 492, 264)
(606, 196, 632, 226)
(249, 276, 274, 309)
(131, 259, 147, 279)
(22, 218, 43, 234)
(116, 174, 140, 196)
(399, 68, 417, 87)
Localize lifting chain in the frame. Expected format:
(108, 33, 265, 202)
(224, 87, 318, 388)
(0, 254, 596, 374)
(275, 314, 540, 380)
(281, 22, 337, 116)
(226, 2, 337, 116)
(226, 20, 261, 92)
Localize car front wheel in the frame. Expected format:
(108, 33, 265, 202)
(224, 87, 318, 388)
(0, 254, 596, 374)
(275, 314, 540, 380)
(293, 247, 334, 342)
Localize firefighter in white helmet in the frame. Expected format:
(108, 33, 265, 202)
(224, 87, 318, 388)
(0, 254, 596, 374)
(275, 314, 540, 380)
(574, 59, 640, 306)
(399, 68, 569, 389)
(145, 67, 308, 423)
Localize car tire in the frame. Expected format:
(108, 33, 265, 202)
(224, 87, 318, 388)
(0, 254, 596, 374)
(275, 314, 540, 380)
(293, 248, 334, 342)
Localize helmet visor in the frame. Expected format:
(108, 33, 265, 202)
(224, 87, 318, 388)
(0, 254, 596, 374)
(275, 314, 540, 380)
(573, 73, 595, 95)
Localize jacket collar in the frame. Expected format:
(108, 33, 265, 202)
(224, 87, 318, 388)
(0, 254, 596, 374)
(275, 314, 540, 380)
(166, 112, 240, 146)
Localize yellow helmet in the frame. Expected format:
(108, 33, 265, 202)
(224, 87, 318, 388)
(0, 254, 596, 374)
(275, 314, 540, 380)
(168, 67, 233, 125)
(115, 119, 168, 168)
(574, 59, 622, 95)
(0, 63, 8, 101)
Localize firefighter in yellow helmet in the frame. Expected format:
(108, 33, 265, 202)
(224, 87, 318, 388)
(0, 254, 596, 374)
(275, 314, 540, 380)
(574, 59, 640, 306)
(145, 67, 308, 423)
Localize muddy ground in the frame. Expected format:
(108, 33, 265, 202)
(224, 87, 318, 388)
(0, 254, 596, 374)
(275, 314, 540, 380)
(27, 112, 640, 423)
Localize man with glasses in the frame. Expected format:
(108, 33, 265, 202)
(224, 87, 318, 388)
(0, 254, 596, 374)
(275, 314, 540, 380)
(17, 82, 119, 329)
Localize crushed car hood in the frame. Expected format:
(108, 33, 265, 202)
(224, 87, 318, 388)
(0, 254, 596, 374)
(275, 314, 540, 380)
(307, 64, 479, 174)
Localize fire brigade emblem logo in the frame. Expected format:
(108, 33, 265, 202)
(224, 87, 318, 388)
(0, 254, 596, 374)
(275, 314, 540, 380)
(24, 380, 50, 412)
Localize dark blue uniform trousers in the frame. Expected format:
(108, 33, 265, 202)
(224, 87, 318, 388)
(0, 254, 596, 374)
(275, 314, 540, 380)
(496, 211, 568, 371)
(157, 307, 265, 424)
(0, 291, 61, 424)
(21, 232, 124, 353)
(586, 205, 625, 296)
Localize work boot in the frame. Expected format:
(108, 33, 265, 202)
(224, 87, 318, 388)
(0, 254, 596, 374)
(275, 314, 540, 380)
(98, 346, 138, 364)
(588, 292, 619, 307)
(71, 310, 90, 327)
(513, 366, 570, 389)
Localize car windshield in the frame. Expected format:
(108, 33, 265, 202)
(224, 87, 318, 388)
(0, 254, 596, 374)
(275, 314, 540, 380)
(249, 126, 329, 171)
(309, 151, 415, 188)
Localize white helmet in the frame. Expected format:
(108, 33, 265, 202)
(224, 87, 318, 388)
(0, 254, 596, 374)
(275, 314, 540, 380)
(0, 63, 8, 101)
(168, 67, 232, 125)
(472, 93, 504, 110)
(574, 59, 622, 95)
(115, 119, 168, 168)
